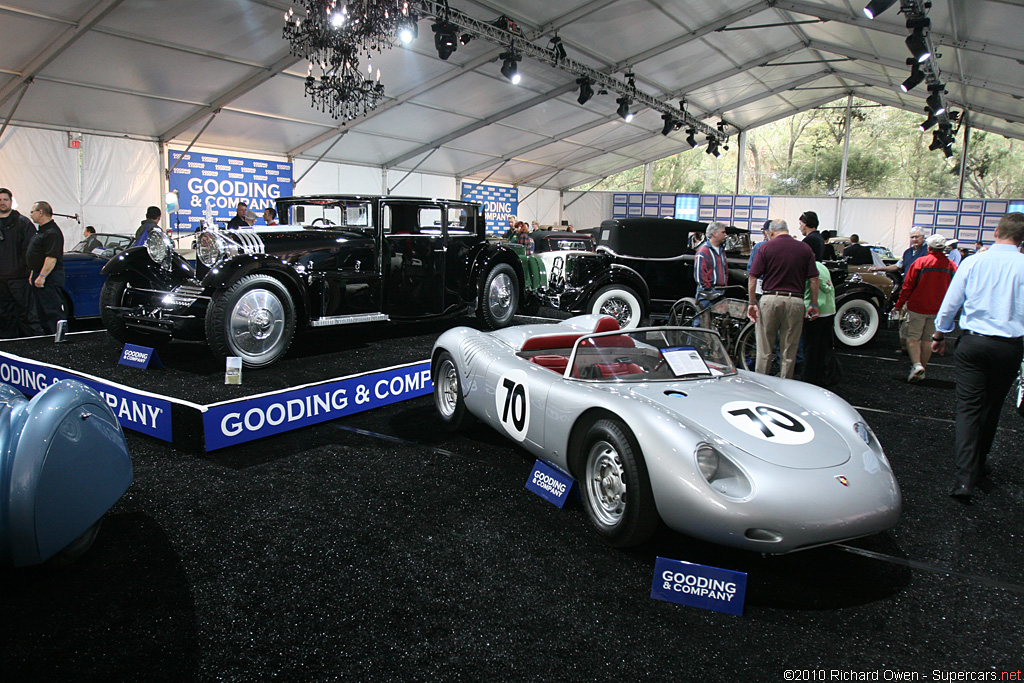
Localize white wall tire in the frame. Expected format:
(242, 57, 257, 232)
(834, 297, 880, 347)
(589, 286, 643, 330)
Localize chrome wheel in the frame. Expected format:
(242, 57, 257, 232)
(436, 358, 459, 419)
(589, 286, 642, 329)
(229, 288, 286, 357)
(487, 271, 514, 321)
(834, 297, 880, 347)
(585, 440, 627, 527)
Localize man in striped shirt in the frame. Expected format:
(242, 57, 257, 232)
(694, 221, 729, 310)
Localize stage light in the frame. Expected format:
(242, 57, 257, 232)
(549, 36, 567, 61)
(906, 28, 931, 63)
(685, 129, 697, 147)
(500, 52, 521, 84)
(432, 21, 458, 60)
(920, 112, 938, 131)
(661, 113, 678, 136)
(926, 91, 946, 116)
(398, 18, 418, 44)
(616, 96, 632, 121)
(901, 61, 925, 92)
(863, 0, 897, 19)
(576, 78, 594, 105)
(705, 137, 720, 157)
(459, 33, 473, 46)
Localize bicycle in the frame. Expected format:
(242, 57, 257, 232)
(668, 286, 759, 371)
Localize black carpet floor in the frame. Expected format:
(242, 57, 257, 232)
(2, 320, 1022, 681)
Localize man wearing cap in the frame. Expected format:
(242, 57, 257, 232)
(892, 233, 957, 382)
(933, 213, 1024, 501)
(747, 219, 819, 378)
(798, 211, 825, 261)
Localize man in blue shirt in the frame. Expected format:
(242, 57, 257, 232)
(932, 212, 1024, 500)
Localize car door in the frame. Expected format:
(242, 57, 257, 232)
(382, 201, 446, 317)
(303, 201, 382, 318)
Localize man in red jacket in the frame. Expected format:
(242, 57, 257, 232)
(892, 233, 957, 382)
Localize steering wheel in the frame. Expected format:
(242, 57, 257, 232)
(311, 217, 336, 226)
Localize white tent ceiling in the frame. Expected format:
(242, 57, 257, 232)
(3, 0, 1023, 192)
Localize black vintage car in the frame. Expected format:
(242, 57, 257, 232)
(520, 218, 750, 329)
(99, 195, 524, 367)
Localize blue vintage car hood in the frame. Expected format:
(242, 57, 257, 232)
(623, 374, 854, 469)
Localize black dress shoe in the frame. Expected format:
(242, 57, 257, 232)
(948, 483, 975, 500)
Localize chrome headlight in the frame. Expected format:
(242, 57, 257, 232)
(696, 444, 720, 480)
(695, 443, 752, 500)
(145, 228, 173, 263)
(854, 421, 871, 446)
(197, 231, 229, 267)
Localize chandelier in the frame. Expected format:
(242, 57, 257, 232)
(283, 1, 411, 119)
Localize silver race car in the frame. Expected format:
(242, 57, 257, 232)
(431, 315, 901, 553)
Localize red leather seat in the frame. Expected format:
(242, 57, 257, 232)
(530, 355, 569, 374)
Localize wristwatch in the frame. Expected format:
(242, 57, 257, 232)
(932, 333, 944, 341)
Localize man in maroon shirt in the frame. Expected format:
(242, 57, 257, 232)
(746, 219, 819, 378)
(892, 233, 956, 382)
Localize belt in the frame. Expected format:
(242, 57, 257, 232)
(763, 290, 801, 298)
(962, 329, 1023, 343)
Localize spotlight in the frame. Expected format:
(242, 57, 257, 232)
(906, 28, 931, 63)
(616, 96, 632, 121)
(459, 33, 473, 46)
(661, 113, 678, 136)
(500, 52, 521, 84)
(928, 129, 949, 151)
(926, 90, 946, 116)
(920, 111, 938, 131)
(705, 137, 720, 157)
(576, 78, 594, 105)
(549, 36, 567, 62)
(685, 129, 697, 147)
(943, 145, 954, 158)
(863, 0, 897, 19)
(432, 21, 458, 60)
(901, 61, 925, 93)
(398, 18, 418, 44)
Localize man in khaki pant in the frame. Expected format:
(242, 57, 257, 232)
(746, 219, 819, 378)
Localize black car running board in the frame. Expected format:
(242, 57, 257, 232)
(310, 313, 390, 327)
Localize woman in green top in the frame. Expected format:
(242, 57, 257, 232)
(802, 262, 841, 387)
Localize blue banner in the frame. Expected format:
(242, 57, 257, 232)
(203, 362, 432, 450)
(461, 182, 518, 236)
(525, 460, 574, 508)
(168, 150, 293, 230)
(0, 351, 173, 442)
(650, 557, 747, 616)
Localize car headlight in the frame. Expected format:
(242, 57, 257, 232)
(197, 231, 229, 267)
(696, 444, 719, 479)
(854, 421, 871, 445)
(145, 228, 174, 263)
(694, 443, 752, 500)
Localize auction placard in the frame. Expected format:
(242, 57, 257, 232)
(0, 350, 173, 442)
(461, 182, 518, 235)
(168, 150, 293, 229)
(202, 361, 432, 450)
(650, 556, 747, 616)
(525, 460, 574, 508)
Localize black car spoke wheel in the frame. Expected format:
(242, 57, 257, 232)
(577, 419, 658, 547)
(589, 285, 643, 329)
(478, 263, 519, 329)
(206, 274, 296, 368)
(433, 350, 469, 431)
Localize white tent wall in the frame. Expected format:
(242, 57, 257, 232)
(82, 135, 161, 238)
(386, 169, 456, 199)
(563, 191, 610, 232)
(0, 127, 86, 246)
(516, 187, 562, 228)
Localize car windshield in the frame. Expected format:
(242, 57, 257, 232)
(550, 327, 736, 382)
(283, 201, 372, 228)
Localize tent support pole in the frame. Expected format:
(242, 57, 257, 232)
(388, 148, 437, 195)
(164, 110, 219, 178)
(294, 131, 348, 187)
(0, 80, 32, 142)
(836, 93, 854, 231)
